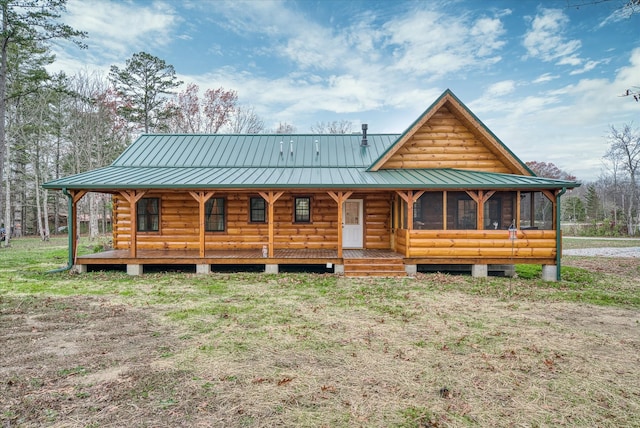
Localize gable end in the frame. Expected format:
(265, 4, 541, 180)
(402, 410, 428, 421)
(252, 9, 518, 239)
(369, 90, 533, 175)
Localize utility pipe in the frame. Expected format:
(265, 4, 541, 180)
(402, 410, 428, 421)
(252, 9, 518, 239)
(555, 187, 567, 281)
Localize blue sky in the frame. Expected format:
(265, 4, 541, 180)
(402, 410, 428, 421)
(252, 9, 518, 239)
(52, 0, 640, 182)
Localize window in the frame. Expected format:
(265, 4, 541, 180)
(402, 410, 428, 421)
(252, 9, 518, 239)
(446, 192, 476, 230)
(137, 198, 159, 232)
(205, 198, 225, 232)
(484, 198, 502, 229)
(250, 197, 266, 223)
(294, 197, 311, 223)
(457, 199, 477, 229)
(413, 192, 443, 229)
(520, 191, 553, 230)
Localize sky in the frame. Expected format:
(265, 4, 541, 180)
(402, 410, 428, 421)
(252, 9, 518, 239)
(49, 0, 640, 182)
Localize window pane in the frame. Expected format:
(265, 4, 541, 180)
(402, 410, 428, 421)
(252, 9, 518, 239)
(250, 197, 266, 222)
(446, 192, 476, 230)
(205, 198, 225, 231)
(484, 191, 516, 230)
(519, 191, 553, 230)
(137, 198, 159, 232)
(344, 201, 359, 225)
(413, 192, 443, 229)
(295, 197, 310, 222)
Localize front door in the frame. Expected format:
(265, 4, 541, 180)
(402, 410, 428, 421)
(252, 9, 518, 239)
(343, 199, 363, 248)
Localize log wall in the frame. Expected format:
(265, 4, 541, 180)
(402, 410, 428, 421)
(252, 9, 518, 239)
(381, 107, 512, 173)
(112, 191, 393, 251)
(406, 229, 556, 261)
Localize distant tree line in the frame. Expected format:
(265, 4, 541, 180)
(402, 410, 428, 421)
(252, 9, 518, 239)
(528, 123, 640, 236)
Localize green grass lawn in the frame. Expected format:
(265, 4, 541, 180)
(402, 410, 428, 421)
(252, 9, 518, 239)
(1, 236, 639, 427)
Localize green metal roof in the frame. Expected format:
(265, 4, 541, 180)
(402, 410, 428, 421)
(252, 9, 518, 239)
(111, 133, 398, 168)
(43, 164, 578, 191)
(43, 110, 579, 192)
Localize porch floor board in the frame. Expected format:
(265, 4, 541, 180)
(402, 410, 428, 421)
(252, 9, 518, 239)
(76, 248, 404, 265)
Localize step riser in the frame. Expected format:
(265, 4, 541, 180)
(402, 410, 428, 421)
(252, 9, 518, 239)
(343, 258, 406, 277)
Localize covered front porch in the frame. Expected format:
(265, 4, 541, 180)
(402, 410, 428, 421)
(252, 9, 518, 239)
(74, 248, 410, 277)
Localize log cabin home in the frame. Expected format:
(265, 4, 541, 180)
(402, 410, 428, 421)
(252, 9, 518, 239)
(43, 89, 579, 280)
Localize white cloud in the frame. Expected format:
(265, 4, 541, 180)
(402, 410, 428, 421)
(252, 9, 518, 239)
(523, 9, 583, 66)
(382, 8, 506, 79)
(533, 73, 558, 84)
(569, 60, 600, 75)
(64, 0, 179, 56)
(485, 80, 516, 97)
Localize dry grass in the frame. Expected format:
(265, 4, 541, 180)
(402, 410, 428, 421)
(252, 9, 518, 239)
(1, 239, 639, 427)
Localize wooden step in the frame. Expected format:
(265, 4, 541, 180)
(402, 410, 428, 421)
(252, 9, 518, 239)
(343, 257, 406, 277)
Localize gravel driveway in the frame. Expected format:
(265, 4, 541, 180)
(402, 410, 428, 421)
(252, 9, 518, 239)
(563, 247, 640, 257)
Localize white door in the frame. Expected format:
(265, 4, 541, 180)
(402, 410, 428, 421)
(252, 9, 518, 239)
(342, 199, 363, 248)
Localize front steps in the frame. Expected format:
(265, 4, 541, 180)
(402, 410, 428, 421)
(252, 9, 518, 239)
(343, 257, 407, 277)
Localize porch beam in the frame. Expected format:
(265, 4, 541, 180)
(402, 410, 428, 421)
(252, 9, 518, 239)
(119, 190, 147, 258)
(259, 191, 284, 257)
(188, 191, 216, 257)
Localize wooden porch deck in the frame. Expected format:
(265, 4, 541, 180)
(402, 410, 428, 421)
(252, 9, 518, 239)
(77, 248, 404, 265)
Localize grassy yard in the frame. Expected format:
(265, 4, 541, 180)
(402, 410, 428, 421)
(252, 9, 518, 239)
(1, 237, 639, 427)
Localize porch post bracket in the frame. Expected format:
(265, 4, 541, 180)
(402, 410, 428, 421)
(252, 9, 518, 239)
(259, 191, 284, 258)
(119, 190, 148, 258)
(188, 191, 216, 258)
(327, 191, 353, 258)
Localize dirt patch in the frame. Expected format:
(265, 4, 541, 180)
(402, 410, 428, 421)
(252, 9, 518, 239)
(0, 295, 190, 427)
(2, 286, 639, 427)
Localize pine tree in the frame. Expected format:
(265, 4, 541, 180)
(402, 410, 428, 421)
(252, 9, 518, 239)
(109, 52, 183, 133)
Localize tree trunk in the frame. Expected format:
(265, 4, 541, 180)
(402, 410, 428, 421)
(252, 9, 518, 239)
(89, 192, 98, 240)
(3, 141, 10, 247)
(34, 170, 46, 240)
(0, 4, 8, 223)
(43, 188, 50, 240)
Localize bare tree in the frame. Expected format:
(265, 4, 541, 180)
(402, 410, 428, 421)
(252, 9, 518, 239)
(0, 0, 85, 231)
(230, 105, 264, 133)
(202, 87, 237, 133)
(166, 84, 239, 134)
(275, 122, 296, 134)
(605, 124, 640, 235)
(66, 71, 129, 240)
(621, 86, 640, 102)
(310, 120, 353, 134)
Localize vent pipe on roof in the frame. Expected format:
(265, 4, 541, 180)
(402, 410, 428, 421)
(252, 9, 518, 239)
(315, 140, 319, 155)
(290, 140, 294, 156)
(280, 141, 283, 156)
(361, 123, 368, 147)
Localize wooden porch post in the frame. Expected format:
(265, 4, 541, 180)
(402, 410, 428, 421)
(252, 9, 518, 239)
(70, 190, 87, 264)
(479, 191, 496, 230)
(395, 190, 423, 257)
(395, 190, 425, 231)
(465, 191, 480, 229)
(119, 190, 147, 258)
(442, 191, 447, 230)
(327, 191, 353, 258)
(516, 191, 521, 228)
(542, 190, 557, 228)
(259, 191, 284, 257)
(189, 191, 216, 257)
